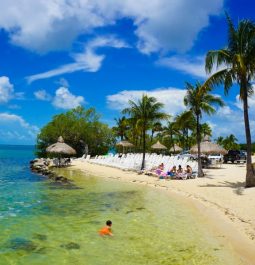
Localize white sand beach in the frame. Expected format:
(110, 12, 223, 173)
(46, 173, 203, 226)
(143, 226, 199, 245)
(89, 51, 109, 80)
(70, 159, 255, 263)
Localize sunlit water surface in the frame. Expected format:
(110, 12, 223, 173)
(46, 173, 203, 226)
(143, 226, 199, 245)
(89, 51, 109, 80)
(0, 145, 244, 264)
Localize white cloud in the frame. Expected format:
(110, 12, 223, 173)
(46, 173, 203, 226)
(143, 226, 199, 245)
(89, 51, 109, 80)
(0, 76, 23, 103)
(157, 54, 227, 79)
(0, 113, 39, 143)
(0, 0, 223, 53)
(157, 55, 206, 78)
(52, 87, 84, 109)
(107, 88, 186, 116)
(34, 89, 52, 101)
(27, 36, 129, 83)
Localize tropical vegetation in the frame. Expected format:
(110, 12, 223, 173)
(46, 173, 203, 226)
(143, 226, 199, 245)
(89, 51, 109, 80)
(216, 134, 240, 150)
(36, 106, 115, 157)
(122, 94, 169, 169)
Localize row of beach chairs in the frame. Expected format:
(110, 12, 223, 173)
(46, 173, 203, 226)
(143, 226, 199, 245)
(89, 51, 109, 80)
(89, 153, 198, 178)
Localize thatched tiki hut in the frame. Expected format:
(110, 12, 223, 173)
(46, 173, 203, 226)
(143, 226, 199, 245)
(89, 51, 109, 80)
(46, 136, 77, 156)
(169, 144, 182, 153)
(151, 141, 167, 154)
(116, 140, 134, 153)
(190, 138, 227, 155)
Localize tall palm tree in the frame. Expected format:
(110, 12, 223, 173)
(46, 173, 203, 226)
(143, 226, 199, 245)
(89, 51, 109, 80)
(184, 82, 224, 177)
(112, 116, 129, 140)
(174, 111, 196, 150)
(123, 94, 168, 169)
(205, 16, 255, 187)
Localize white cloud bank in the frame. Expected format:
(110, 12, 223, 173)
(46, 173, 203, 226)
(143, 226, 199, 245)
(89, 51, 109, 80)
(107, 88, 187, 116)
(0, 0, 223, 53)
(52, 87, 85, 109)
(27, 36, 129, 83)
(0, 113, 39, 143)
(35, 87, 85, 109)
(0, 76, 23, 103)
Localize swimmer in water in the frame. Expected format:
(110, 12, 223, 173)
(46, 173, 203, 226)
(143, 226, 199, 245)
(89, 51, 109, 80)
(99, 220, 113, 236)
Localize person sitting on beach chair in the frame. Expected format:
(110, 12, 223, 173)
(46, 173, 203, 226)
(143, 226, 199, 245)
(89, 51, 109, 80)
(167, 165, 177, 178)
(176, 165, 186, 179)
(185, 165, 192, 179)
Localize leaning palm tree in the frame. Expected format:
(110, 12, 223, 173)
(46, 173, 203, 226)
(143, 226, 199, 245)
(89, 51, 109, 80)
(184, 82, 224, 177)
(123, 94, 169, 169)
(205, 16, 255, 187)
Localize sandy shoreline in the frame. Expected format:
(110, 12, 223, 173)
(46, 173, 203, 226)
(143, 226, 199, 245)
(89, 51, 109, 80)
(70, 160, 255, 263)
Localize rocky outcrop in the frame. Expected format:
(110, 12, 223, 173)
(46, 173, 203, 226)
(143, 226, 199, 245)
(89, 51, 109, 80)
(30, 158, 69, 183)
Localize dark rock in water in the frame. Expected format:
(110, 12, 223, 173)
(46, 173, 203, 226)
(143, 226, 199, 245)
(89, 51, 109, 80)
(136, 207, 146, 211)
(32, 233, 47, 241)
(34, 247, 48, 254)
(60, 242, 80, 250)
(8, 237, 37, 252)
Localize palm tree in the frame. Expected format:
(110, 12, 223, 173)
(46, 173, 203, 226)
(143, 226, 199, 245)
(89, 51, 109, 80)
(151, 121, 163, 142)
(123, 94, 168, 169)
(223, 134, 240, 150)
(216, 136, 224, 147)
(174, 111, 196, 150)
(184, 82, 224, 177)
(112, 116, 129, 140)
(205, 16, 255, 187)
(162, 120, 179, 151)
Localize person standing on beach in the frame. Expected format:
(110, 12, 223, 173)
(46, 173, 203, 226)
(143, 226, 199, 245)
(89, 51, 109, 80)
(99, 220, 113, 236)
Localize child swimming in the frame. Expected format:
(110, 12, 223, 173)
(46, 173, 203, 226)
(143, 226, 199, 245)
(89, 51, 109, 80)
(99, 220, 113, 236)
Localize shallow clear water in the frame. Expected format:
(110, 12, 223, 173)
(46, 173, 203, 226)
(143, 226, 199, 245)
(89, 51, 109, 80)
(0, 145, 243, 265)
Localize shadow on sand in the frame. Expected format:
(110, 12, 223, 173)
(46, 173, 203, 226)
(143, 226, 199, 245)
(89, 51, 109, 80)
(199, 181, 245, 195)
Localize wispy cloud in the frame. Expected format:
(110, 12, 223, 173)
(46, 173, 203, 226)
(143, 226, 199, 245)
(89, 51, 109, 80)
(27, 36, 129, 83)
(34, 89, 52, 101)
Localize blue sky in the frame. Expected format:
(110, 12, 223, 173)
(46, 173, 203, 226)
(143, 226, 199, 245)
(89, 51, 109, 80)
(0, 0, 254, 144)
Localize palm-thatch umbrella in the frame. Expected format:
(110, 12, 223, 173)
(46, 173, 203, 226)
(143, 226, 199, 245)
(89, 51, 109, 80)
(170, 144, 183, 153)
(116, 140, 134, 153)
(190, 138, 227, 155)
(151, 141, 167, 150)
(46, 136, 77, 156)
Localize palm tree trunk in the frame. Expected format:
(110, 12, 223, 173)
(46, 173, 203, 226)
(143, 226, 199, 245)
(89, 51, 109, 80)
(151, 130, 154, 142)
(141, 126, 146, 170)
(196, 115, 203, 177)
(242, 87, 255, 187)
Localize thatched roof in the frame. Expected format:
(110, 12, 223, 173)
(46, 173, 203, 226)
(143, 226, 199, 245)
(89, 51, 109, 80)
(46, 136, 76, 155)
(169, 144, 182, 152)
(116, 140, 134, 147)
(151, 141, 167, 150)
(190, 139, 227, 155)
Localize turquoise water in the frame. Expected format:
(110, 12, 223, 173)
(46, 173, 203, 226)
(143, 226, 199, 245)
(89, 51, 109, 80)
(0, 145, 244, 265)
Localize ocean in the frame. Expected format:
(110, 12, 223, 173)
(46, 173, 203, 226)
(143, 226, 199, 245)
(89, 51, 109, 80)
(0, 145, 243, 265)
